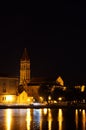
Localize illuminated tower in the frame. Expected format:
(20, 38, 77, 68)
(20, 48, 30, 85)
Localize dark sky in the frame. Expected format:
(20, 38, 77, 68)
(0, 5, 86, 87)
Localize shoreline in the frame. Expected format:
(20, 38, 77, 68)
(0, 103, 86, 109)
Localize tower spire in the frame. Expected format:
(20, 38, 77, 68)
(20, 48, 30, 84)
(21, 48, 29, 61)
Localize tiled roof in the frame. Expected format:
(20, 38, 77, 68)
(27, 76, 60, 86)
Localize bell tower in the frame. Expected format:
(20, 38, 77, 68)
(20, 48, 30, 85)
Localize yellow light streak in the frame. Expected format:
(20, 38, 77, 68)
(58, 109, 63, 130)
(6, 109, 12, 130)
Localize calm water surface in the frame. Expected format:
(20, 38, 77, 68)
(0, 108, 85, 130)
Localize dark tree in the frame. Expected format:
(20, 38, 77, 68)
(38, 84, 51, 102)
(52, 87, 64, 100)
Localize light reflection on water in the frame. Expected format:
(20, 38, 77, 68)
(58, 109, 63, 130)
(75, 109, 78, 129)
(0, 108, 86, 130)
(75, 109, 86, 130)
(82, 110, 85, 130)
(6, 109, 12, 130)
(26, 109, 31, 130)
(48, 109, 52, 130)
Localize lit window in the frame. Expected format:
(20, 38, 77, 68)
(2, 97, 6, 101)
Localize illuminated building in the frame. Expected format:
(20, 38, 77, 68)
(19, 48, 30, 85)
(0, 48, 40, 104)
(0, 77, 18, 104)
(0, 48, 64, 104)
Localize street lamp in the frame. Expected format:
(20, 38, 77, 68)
(48, 96, 51, 103)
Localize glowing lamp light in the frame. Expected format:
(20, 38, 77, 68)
(58, 97, 62, 101)
(6, 96, 12, 101)
(48, 96, 51, 100)
(81, 85, 85, 92)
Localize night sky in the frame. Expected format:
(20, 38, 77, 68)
(0, 5, 86, 87)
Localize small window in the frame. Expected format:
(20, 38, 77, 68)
(3, 87, 6, 92)
(2, 97, 6, 101)
(2, 97, 4, 100)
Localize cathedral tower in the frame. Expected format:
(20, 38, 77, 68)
(20, 48, 30, 85)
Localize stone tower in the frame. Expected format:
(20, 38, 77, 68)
(20, 48, 30, 85)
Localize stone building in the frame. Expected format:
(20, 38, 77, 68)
(0, 48, 41, 104)
(0, 48, 64, 104)
(17, 48, 40, 104)
(0, 76, 18, 104)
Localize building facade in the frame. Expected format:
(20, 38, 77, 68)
(0, 77, 18, 104)
(0, 48, 40, 104)
(0, 48, 64, 104)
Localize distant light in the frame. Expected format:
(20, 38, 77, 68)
(58, 97, 62, 101)
(81, 85, 85, 92)
(63, 86, 67, 91)
(48, 96, 51, 100)
(53, 100, 57, 103)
